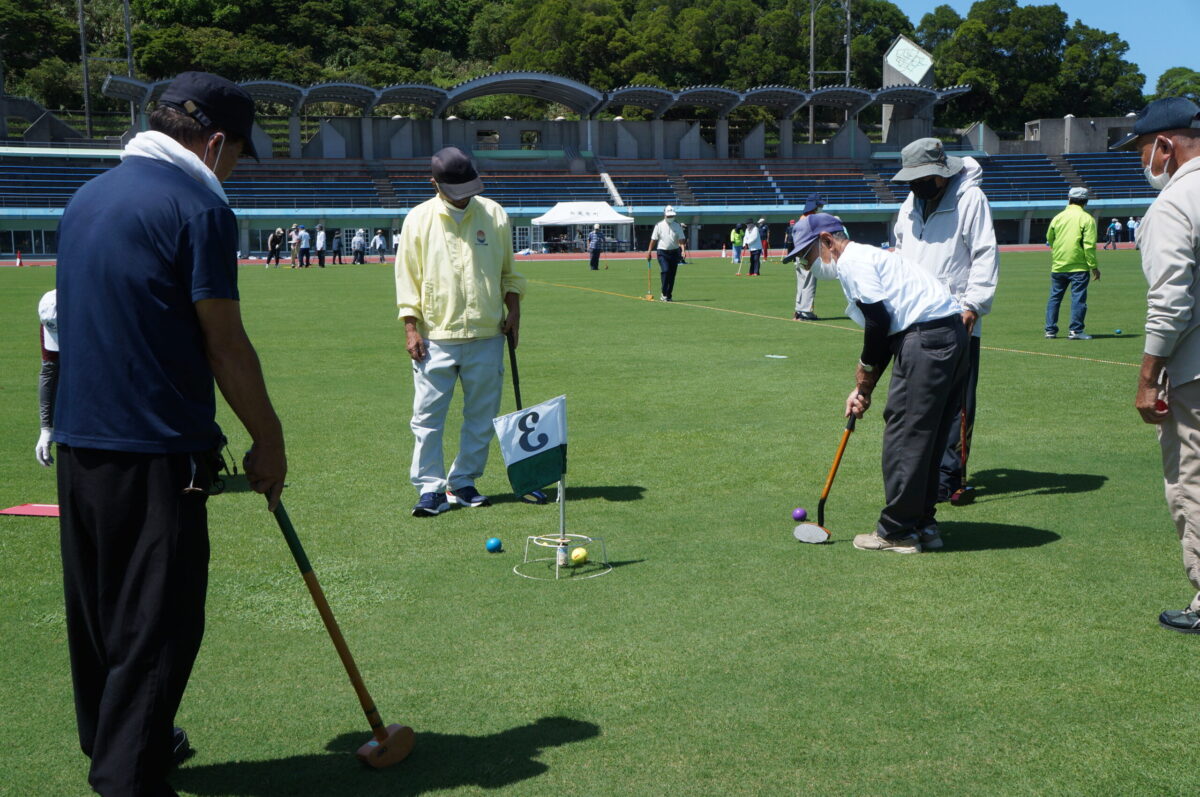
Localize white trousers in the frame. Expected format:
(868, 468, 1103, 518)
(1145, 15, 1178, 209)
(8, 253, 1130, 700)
(410, 336, 504, 494)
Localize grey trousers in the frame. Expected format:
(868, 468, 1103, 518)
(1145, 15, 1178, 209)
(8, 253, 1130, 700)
(1157, 378, 1200, 611)
(795, 263, 816, 313)
(877, 315, 969, 537)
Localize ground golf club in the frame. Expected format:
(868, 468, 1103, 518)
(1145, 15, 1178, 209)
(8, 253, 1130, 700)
(507, 331, 548, 504)
(949, 384, 976, 506)
(271, 501, 415, 768)
(793, 414, 856, 544)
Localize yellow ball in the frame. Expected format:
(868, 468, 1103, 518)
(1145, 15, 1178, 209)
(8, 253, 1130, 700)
(570, 547, 589, 565)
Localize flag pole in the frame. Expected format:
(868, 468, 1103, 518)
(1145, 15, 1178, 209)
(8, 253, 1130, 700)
(556, 475, 568, 568)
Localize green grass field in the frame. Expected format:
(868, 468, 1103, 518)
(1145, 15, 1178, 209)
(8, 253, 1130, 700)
(2, 248, 1197, 796)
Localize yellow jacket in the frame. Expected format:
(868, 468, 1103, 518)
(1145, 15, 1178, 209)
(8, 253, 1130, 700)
(395, 195, 526, 341)
(1046, 203, 1098, 273)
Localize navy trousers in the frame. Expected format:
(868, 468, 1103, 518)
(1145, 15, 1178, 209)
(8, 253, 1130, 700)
(58, 446, 209, 797)
(657, 249, 681, 299)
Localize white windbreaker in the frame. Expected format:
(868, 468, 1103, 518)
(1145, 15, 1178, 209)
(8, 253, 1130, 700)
(892, 157, 998, 337)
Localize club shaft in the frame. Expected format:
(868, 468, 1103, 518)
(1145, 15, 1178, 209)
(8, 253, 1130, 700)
(273, 504, 389, 742)
(820, 427, 853, 501)
(816, 416, 855, 528)
(507, 331, 522, 409)
(960, 381, 970, 480)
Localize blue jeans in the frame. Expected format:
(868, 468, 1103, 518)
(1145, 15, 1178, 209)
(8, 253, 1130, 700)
(1045, 271, 1090, 334)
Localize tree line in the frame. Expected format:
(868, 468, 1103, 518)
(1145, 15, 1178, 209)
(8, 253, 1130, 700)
(2, 0, 1196, 134)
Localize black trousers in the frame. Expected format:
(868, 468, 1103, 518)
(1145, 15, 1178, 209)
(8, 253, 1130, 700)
(657, 248, 681, 299)
(878, 316, 969, 537)
(748, 249, 762, 275)
(316, 248, 326, 268)
(589, 248, 601, 269)
(58, 445, 209, 797)
(939, 335, 980, 497)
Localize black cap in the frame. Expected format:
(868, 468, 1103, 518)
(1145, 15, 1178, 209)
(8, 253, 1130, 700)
(1110, 97, 1200, 151)
(431, 147, 484, 200)
(159, 71, 259, 160)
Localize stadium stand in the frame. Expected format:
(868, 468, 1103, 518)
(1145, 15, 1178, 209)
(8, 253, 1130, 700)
(225, 160, 383, 208)
(1065, 151, 1158, 199)
(769, 158, 886, 204)
(876, 153, 1070, 202)
(0, 162, 108, 207)
(390, 170, 609, 209)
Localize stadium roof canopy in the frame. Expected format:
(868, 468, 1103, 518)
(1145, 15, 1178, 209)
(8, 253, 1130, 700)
(808, 86, 876, 116)
(599, 86, 677, 116)
(674, 86, 743, 116)
(438, 72, 605, 116)
(240, 81, 305, 111)
(874, 84, 970, 111)
(740, 86, 809, 117)
(103, 72, 970, 120)
(378, 84, 448, 109)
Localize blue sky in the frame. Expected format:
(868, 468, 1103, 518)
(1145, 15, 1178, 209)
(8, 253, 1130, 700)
(891, 0, 1198, 94)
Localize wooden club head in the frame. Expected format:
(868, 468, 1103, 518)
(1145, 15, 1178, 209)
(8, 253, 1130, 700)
(356, 724, 415, 769)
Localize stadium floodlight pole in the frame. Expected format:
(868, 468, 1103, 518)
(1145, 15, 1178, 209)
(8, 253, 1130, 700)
(124, 0, 135, 129)
(76, 0, 93, 139)
(806, 0, 852, 143)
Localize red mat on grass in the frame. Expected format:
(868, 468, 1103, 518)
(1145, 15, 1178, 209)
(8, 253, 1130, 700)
(1, 503, 60, 517)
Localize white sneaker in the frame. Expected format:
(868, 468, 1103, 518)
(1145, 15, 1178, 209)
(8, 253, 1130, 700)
(852, 531, 921, 554)
(1068, 331, 1093, 340)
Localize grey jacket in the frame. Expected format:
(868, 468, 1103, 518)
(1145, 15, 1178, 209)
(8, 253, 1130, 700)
(893, 157, 999, 337)
(1142, 155, 1200, 387)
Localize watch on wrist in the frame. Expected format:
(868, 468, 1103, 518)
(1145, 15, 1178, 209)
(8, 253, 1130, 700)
(858, 360, 876, 374)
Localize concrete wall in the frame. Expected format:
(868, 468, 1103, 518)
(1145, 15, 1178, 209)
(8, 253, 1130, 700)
(1023, 115, 1137, 155)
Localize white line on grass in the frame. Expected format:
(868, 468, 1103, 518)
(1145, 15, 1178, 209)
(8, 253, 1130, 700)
(530, 279, 1139, 369)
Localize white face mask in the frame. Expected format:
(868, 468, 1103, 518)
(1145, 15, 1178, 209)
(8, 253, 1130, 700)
(1144, 139, 1172, 191)
(812, 257, 839, 281)
(204, 134, 225, 180)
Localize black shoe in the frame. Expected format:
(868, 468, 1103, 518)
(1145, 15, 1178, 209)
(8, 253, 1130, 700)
(797, 311, 818, 321)
(171, 727, 193, 767)
(1159, 608, 1200, 633)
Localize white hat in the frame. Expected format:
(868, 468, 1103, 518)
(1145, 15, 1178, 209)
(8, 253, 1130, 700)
(1068, 187, 1088, 200)
(664, 205, 676, 217)
(593, 223, 600, 230)
(757, 218, 766, 224)
(38, 289, 58, 352)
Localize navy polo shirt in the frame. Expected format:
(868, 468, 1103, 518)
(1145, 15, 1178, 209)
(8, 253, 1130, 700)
(53, 156, 239, 453)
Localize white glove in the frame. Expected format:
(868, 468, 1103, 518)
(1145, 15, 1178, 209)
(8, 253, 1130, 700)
(36, 428, 54, 467)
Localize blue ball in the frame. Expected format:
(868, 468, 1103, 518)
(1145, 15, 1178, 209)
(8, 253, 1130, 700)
(485, 537, 502, 553)
(1115, 329, 1123, 335)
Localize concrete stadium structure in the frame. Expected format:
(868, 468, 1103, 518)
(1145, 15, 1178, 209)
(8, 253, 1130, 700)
(0, 71, 1157, 258)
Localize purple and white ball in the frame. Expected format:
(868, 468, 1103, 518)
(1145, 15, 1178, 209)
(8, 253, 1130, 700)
(792, 507, 808, 522)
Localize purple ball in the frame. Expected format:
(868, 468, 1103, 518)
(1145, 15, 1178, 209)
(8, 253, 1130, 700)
(792, 507, 808, 522)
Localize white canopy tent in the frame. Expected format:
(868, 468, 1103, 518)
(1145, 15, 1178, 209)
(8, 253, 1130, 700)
(530, 202, 636, 254)
(531, 201, 635, 227)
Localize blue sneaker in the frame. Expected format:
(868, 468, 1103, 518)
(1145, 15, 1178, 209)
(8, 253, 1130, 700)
(447, 486, 491, 508)
(412, 492, 449, 517)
